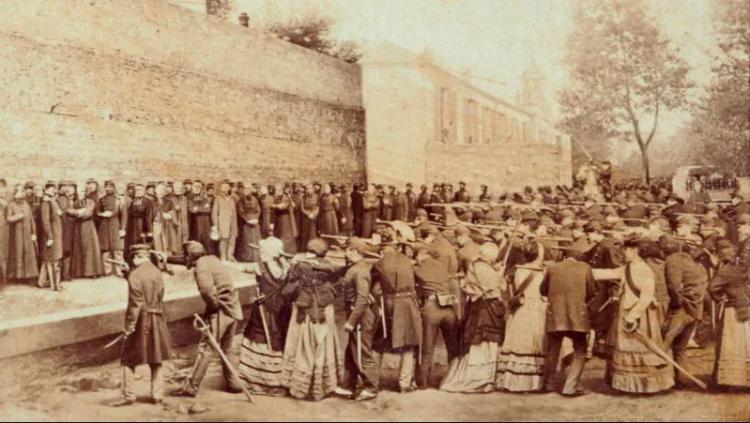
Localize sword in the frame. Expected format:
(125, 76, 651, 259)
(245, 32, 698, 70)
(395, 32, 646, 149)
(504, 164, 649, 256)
(255, 286, 273, 352)
(630, 330, 707, 390)
(379, 295, 388, 339)
(192, 314, 254, 402)
(103, 333, 126, 349)
(356, 324, 363, 368)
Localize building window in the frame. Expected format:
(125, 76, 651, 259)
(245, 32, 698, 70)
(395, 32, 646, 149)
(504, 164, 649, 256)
(464, 99, 478, 144)
(440, 88, 457, 143)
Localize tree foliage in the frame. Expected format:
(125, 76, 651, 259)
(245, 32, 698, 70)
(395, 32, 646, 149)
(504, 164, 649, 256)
(559, 0, 692, 183)
(689, 0, 750, 176)
(268, 16, 362, 64)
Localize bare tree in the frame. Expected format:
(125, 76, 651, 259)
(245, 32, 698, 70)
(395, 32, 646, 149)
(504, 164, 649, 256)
(559, 0, 692, 183)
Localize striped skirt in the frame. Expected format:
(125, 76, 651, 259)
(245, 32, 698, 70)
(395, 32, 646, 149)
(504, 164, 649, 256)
(238, 338, 286, 396)
(495, 298, 547, 392)
(714, 307, 750, 388)
(280, 304, 344, 401)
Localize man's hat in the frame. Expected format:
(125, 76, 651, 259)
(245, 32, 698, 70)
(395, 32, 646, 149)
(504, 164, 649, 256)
(45, 180, 57, 189)
(183, 179, 193, 185)
(126, 182, 136, 188)
(206, 182, 215, 189)
(146, 181, 156, 188)
(406, 182, 413, 188)
(24, 181, 35, 190)
(459, 181, 466, 186)
(103, 180, 115, 188)
(520, 211, 539, 223)
(129, 243, 151, 255)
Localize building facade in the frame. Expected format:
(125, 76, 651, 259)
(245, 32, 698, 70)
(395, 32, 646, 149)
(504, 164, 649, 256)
(361, 45, 572, 194)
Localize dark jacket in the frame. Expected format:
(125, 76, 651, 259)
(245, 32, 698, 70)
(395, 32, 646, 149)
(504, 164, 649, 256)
(122, 261, 172, 367)
(540, 258, 596, 333)
(664, 252, 708, 320)
(709, 262, 750, 322)
(342, 260, 374, 328)
(373, 250, 422, 350)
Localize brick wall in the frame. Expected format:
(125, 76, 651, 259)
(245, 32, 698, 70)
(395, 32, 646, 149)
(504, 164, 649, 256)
(0, 0, 365, 185)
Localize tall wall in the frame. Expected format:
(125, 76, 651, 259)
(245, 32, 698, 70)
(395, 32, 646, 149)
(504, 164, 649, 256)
(0, 0, 365, 185)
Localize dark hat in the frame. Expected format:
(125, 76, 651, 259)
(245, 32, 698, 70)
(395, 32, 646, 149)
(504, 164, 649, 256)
(129, 243, 151, 255)
(454, 225, 472, 237)
(146, 181, 156, 188)
(206, 182, 215, 189)
(126, 182, 135, 188)
(166, 181, 174, 187)
(520, 211, 539, 223)
(24, 181, 35, 189)
(183, 179, 193, 185)
(387, 185, 396, 190)
(104, 180, 115, 187)
(406, 182, 413, 188)
(236, 182, 244, 188)
(433, 183, 441, 188)
(45, 180, 57, 189)
(459, 181, 466, 186)
(193, 179, 204, 185)
(183, 241, 206, 257)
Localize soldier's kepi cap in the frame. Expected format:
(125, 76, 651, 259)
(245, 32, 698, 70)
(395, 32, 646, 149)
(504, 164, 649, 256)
(45, 180, 57, 189)
(104, 180, 115, 188)
(24, 181, 35, 190)
(129, 243, 151, 255)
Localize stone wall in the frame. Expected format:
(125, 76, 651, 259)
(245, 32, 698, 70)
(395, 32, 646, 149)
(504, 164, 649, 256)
(0, 0, 365, 185)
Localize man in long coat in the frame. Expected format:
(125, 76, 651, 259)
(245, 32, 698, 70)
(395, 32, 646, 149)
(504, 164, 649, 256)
(167, 181, 190, 245)
(5, 184, 38, 283)
(58, 181, 76, 281)
(113, 244, 172, 406)
(212, 181, 238, 262)
(372, 242, 422, 392)
(97, 180, 126, 276)
(68, 179, 104, 279)
(125, 184, 154, 262)
(188, 181, 214, 255)
(361, 184, 380, 239)
(540, 246, 597, 396)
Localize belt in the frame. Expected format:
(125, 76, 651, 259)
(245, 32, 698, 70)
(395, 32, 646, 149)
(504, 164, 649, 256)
(423, 293, 449, 302)
(146, 308, 163, 314)
(385, 292, 414, 299)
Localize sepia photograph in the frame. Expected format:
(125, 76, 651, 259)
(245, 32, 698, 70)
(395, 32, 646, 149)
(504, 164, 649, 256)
(0, 0, 748, 421)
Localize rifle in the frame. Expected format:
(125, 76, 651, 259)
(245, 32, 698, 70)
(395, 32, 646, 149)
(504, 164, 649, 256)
(573, 138, 594, 163)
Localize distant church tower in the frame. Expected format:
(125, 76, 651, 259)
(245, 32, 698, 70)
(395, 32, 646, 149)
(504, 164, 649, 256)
(516, 55, 551, 120)
(206, 0, 233, 19)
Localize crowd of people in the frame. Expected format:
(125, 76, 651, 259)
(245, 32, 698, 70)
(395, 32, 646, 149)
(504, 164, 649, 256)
(1, 172, 749, 405)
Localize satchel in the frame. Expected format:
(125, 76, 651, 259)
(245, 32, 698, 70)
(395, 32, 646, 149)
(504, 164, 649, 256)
(436, 293, 457, 307)
(210, 226, 220, 241)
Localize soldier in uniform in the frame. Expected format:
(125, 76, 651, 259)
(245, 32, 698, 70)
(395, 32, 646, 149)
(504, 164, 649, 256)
(113, 244, 172, 406)
(125, 184, 154, 261)
(660, 234, 708, 387)
(171, 241, 244, 397)
(454, 181, 471, 203)
(372, 239, 422, 393)
(336, 239, 379, 401)
(414, 244, 460, 389)
(188, 181, 214, 255)
(405, 183, 418, 223)
(38, 181, 63, 290)
(361, 184, 380, 239)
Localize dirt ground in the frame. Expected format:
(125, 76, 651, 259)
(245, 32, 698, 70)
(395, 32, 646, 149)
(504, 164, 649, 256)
(1, 340, 748, 422)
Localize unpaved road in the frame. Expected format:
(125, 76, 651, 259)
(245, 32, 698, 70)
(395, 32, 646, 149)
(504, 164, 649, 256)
(1, 342, 747, 422)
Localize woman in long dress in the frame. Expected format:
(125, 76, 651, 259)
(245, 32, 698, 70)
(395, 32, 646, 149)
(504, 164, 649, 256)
(708, 241, 750, 389)
(593, 238, 674, 394)
(271, 185, 297, 254)
(298, 185, 319, 252)
(440, 242, 506, 393)
(152, 183, 180, 255)
(280, 238, 344, 400)
(496, 242, 548, 392)
(239, 237, 293, 396)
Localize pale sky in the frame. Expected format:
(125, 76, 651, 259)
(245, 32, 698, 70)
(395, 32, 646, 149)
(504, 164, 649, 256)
(176, 0, 720, 151)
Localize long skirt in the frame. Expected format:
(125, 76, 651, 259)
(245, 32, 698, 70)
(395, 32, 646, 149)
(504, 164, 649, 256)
(238, 338, 286, 396)
(496, 297, 547, 392)
(280, 304, 343, 400)
(70, 220, 104, 279)
(609, 305, 674, 393)
(440, 341, 499, 393)
(713, 307, 750, 388)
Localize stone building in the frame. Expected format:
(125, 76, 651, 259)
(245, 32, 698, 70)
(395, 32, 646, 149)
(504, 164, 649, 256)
(361, 44, 572, 193)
